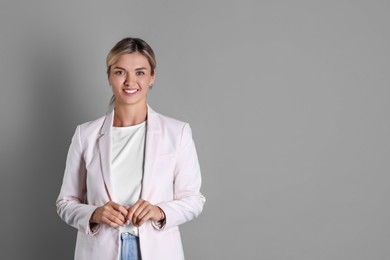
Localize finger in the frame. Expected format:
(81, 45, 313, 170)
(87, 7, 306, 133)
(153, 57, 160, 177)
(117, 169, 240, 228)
(108, 211, 127, 226)
(106, 201, 128, 216)
(135, 205, 156, 226)
(135, 204, 152, 222)
(133, 202, 154, 226)
(110, 208, 127, 224)
(111, 203, 129, 217)
(106, 202, 129, 223)
(123, 205, 131, 224)
(102, 215, 120, 228)
(127, 199, 145, 223)
(136, 210, 154, 227)
(102, 206, 127, 226)
(132, 201, 149, 226)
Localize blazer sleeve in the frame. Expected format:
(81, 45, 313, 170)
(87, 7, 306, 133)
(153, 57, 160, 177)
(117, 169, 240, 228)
(56, 125, 99, 235)
(153, 123, 206, 230)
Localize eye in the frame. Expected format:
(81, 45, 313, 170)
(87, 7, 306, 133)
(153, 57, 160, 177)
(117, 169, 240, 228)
(136, 71, 145, 76)
(114, 70, 125, 76)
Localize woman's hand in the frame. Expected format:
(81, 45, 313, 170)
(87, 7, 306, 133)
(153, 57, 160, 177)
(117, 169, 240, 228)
(126, 199, 165, 227)
(90, 201, 129, 228)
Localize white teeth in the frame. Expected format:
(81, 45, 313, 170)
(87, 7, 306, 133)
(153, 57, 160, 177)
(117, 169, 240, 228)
(124, 89, 138, 94)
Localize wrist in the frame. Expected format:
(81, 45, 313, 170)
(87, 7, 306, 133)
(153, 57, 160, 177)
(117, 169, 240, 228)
(157, 206, 165, 221)
(90, 210, 97, 223)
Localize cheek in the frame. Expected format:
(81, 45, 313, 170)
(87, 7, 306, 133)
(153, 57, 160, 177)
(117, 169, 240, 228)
(109, 77, 122, 87)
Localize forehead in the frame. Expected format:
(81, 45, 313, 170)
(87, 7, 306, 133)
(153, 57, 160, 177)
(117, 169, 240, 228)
(113, 52, 150, 69)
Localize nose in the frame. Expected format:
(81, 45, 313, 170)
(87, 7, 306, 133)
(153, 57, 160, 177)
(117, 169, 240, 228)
(124, 74, 135, 86)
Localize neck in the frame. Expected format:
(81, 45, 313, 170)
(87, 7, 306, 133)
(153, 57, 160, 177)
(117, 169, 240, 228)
(113, 103, 147, 127)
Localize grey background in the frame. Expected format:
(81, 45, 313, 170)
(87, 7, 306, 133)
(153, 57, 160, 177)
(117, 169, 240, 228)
(0, 1, 389, 259)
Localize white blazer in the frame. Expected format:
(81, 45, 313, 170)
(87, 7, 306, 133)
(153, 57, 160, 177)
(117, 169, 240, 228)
(56, 106, 205, 260)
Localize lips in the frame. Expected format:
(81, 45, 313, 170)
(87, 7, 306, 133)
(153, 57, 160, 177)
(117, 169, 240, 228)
(123, 89, 139, 94)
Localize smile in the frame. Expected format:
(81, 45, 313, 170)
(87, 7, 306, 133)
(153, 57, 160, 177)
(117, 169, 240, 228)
(123, 89, 139, 94)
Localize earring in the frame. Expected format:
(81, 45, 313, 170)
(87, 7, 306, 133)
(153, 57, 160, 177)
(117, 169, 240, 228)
(149, 84, 153, 89)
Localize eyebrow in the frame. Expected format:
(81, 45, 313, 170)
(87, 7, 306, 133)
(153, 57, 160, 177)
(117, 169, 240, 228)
(112, 66, 125, 70)
(112, 66, 148, 71)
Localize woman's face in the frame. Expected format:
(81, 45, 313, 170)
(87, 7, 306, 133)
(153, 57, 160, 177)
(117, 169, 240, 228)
(108, 52, 155, 108)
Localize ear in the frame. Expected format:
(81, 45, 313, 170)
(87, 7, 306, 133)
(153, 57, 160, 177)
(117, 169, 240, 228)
(150, 71, 156, 85)
(107, 73, 112, 86)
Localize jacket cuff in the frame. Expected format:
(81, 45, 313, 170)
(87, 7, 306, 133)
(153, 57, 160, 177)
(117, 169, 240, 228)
(151, 205, 167, 230)
(84, 205, 101, 235)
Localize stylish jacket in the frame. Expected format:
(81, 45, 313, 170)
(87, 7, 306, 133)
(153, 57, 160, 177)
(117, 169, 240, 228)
(56, 106, 205, 260)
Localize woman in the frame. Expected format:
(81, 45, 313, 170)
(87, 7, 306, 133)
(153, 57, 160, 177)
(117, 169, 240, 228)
(56, 37, 205, 260)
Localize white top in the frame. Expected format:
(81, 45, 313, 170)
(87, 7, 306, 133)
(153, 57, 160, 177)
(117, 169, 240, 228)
(111, 121, 146, 236)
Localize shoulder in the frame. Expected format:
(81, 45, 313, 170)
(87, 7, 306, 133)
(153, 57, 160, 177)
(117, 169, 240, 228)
(75, 112, 112, 140)
(156, 111, 187, 128)
(149, 107, 190, 133)
(78, 114, 107, 132)
(149, 108, 194, 147)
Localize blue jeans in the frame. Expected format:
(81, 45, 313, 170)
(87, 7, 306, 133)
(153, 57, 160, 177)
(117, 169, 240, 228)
(121, 233, 141, 260)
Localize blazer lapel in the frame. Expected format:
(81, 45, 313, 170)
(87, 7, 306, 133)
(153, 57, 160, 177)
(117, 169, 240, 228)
(98, 110, 115, 201)
(141, 105, 161, 198)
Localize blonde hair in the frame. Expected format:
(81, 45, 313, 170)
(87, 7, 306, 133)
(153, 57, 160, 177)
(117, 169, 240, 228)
(106, 37, 156, 75)
(106, 37, 156, 106)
